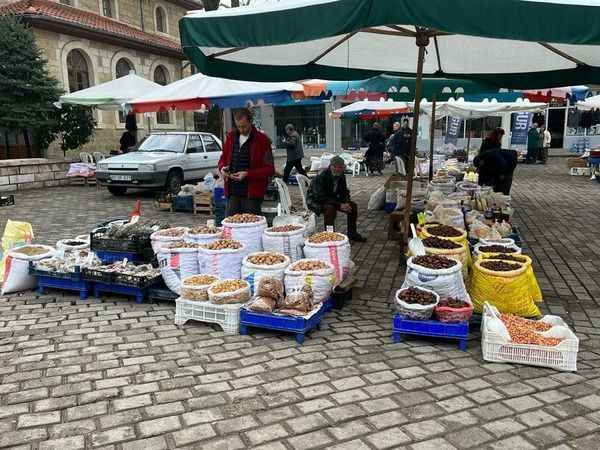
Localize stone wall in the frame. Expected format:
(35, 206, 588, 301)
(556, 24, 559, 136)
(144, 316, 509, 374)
(0, 159, 73, 192)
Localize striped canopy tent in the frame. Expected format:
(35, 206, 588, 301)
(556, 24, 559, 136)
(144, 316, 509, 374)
(330, 99, 411, 119)
(179, 0, 600, 243)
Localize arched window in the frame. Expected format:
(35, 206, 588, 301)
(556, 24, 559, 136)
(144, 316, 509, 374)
(154, 66, 170, 124)
(102, 0, 114, 17)
(67, 49, 90, 92)
(116, 58, 133, 78)
(155, 7, 166, 33)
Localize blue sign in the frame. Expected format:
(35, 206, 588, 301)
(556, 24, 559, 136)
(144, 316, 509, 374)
(445, 116, 463, 145)
(511, 112, 532, 146)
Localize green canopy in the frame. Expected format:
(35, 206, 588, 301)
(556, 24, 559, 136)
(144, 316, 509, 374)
(180, 0, 600, 88)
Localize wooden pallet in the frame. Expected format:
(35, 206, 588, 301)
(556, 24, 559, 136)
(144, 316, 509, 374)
(193, 193, 212, 215)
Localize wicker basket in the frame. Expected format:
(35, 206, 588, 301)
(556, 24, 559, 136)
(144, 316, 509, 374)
(395, 286, 439, 320)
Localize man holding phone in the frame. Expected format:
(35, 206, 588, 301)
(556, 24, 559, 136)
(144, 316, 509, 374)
(219, 108, 275, 216)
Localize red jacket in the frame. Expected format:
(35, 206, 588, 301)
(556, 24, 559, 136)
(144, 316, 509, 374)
(218, 127, 274, 199)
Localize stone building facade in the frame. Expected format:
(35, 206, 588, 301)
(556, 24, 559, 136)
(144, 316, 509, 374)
(0, 0, 201, 159)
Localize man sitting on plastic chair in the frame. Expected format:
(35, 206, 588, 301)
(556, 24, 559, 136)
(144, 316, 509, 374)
(306, 156, 367, 242)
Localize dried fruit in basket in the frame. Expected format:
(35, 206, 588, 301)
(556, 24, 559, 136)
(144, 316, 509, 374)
(181, 274, 218, 301)
(223, 213, 262, 224)
(398, 287, 437, 305)
(205, 239, 243, 250)
(210, 279, 247, 293)
(209, 279, 250, 304)
(500, 313, 562, 346)
(412, 255, 457, 270)
(427, 225, 463, 237)
(480, 260, 522, 272)
(422, 236, 461, 249)
(438, 297, 470, 309)
(255, 276, 283, 301)
(248, 296, 277, 313)
(270, 225, 302, 232)
(290, 260, 329, 271)
(247, 252, 286, 266)
(308, 231, 345, 243)
(483, 253, 527, 263)
(479, 244, 517, 253)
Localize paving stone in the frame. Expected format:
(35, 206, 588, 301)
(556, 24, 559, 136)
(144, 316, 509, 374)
(403, 420, 446, 441)
(138, 416, 181, 437)
(66, 401, 108, 421)
(0, 428, 47, 447)
(91, 426, 136, 447)
(287, 430, 333, 450)
(245, 424, 289, 446)
(367, 411, 409, 430)
(17, 411, 61, 428)
(483, 418, 527, 438)
(557, 416, 600, 437)
(524, 425, 568, 446)
(489, 435, 537, 450)
(172, 424, 216, 446)
(366, 427, 412, 449)
(410, 438, 457, 450)
(121, 436, 168, 450)
(445, 427, 493, 449)
(39, 435, 85, 450)
(328, 420, 372, 441)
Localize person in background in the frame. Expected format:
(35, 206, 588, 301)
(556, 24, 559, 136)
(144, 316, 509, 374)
(306, 156, 367, 242)
(389, 119, 412, 174)
(479, 127, 505, 155)
(116, 121, 137, 155)
(282, 123, 307, 183)
(526, 122, 540, 164)
(219, 108, 274, 216)
(363, 122, 386, 175)
(539, 125, 551, 164)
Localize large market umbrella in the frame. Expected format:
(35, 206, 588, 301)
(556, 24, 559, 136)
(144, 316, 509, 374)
(59, 72, 161, 110)
(127, 73, 303, 113)
(179, 0, 600, 245)
(331, 99, 410, 118)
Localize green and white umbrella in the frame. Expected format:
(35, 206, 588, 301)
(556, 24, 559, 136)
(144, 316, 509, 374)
(180, 0, 600, 243)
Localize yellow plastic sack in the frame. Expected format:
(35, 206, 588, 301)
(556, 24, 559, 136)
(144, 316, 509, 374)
(0, 220, 34, 280)
(470, 259, 541, 317)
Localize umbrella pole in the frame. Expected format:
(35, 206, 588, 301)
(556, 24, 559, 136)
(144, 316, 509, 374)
(428, 94, 437, 181)
(402, 31, 428, 249)
(465, 120, 471, 161)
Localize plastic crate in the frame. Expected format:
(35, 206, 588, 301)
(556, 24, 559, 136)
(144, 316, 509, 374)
(113, 273, 162, 289)
(90, 230, 152, 260)
(392, 314, 469, 351)
(171, 195, 194, 212)
(570, 167, 591, 176)
(95, 250, 146, 264)
(239, 304, 324, 344)
(331, 286, 352, 310)
(92, 281, 148, 304)
(29, 262, 83, 282)
(175, 298, 241, 334)
(36, 275, 90, 300)
(148, 286, 178, 303)
(481, 304, 579, 371)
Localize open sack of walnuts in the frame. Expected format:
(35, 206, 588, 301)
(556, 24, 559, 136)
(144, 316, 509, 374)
(181, 274, 218, 301)
(403, 255, 468, 301)
(303, 231, 351, 285)
(262, 224, 306, 262)
(198, 239, 245, 279)
(284, 258, 335, 304)
(208, 279, 251, 304)
(222, 214, 268, 254)
(184, 224, 223, 245)
(241, 251, 290, 294)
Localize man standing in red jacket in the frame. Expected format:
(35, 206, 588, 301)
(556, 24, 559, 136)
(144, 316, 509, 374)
(218, 108, 275, 216)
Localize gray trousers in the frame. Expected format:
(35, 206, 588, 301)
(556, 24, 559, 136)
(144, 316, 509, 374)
(226, 195, 263, 216)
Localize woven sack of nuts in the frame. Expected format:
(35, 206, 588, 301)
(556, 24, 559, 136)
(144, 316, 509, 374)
(473, 242, 521, 259)
(181, 274, 218, 301)
(394, 286, 440, 320)
(184, 225, 223, 246)
(470, 257, 541, 317)
(198, 239, 245, 280)
(284, 258, 335, 304)
(422, 236, 469, 279)
(156, 244, 201, 295)
(303, 232, 351, 285)
(150, 227, 189, 254)
(478, 253, 542, 304)
(403, 255, 468, 302)
(222, 214, 268, 254)
(208, 279, 251, 304)
(262, 224, 306, 262)
(241, 252, 290, 295)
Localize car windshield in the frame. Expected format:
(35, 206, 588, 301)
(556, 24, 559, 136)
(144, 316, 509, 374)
(137, 134, 186, 153)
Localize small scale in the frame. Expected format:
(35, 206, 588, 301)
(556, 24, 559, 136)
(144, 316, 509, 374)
(392, 314, 469, 351)
(240, 304, 325, 344)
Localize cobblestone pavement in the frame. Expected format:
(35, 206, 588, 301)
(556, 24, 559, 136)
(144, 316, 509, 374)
(0, 158, 599, 449)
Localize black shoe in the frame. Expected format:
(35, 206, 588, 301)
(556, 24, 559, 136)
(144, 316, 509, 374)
(349, 233, 367, 243)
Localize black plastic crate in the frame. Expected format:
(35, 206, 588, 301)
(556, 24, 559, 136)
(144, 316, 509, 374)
(331, 286, 352, 310)
(113, 273, 162, 289)
(82, 267, 115, 284)
(29, 262, 82, 282)
(90, 230, 151, 255)
(148, 286, 178, 302)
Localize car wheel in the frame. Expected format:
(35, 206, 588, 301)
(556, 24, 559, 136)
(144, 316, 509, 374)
(108, 186, 127, 196)
(166, 171, 183, 195)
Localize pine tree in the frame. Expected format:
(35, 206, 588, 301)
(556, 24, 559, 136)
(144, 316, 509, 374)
(0, 15, 60, 156)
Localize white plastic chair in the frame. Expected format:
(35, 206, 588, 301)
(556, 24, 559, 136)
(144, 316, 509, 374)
(79, 152, 94, 164)
(295, 174, 311, 211)
(93, 152, 106, 163)
(273, 177, 293, 215)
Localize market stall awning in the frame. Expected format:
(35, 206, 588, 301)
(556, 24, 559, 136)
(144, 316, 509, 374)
(331, 99, 410, 118)
(127, 73, 304, 113)
(576, 94, 600, 110)
(180, 0, 600, 88)
(59, 72, 161, 110)
(419, 98, 547, 119)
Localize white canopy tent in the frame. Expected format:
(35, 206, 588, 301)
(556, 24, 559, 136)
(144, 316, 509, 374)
(58, 72, 160, 110)
(330, 99, 410, 118)
(419, 98, 547, 119)
(577, 95, 600, 110)
(126, 73, 304, 113)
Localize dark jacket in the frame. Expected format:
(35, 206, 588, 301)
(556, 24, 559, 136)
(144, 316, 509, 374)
(527, 128, 540, 151)
(307, 168, 350, 215)
(389, 127, 413, 157)
(283, 131, 304, 161)
(474, 148, 517, 190)
(363, 128, 386, 157)
(479, 137, 501, 155)
(218, 126, 274, 199)
(119, 131, 136, 153)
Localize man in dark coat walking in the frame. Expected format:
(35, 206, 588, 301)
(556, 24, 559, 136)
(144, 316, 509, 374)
(282, 123, 307, 183)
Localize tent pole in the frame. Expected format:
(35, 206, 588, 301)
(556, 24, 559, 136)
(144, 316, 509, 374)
(402, 30, 429, 249)
(465, 120, 471, 161)
(428, 94, 437, 181)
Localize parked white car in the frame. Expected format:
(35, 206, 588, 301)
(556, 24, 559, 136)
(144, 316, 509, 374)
(96, 132, 222, 196)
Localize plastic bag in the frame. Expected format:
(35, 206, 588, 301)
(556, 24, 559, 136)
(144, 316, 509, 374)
(279, 286, 313, 312)
(262, 225, 306, 262)
(203, 172, 216, 192)
(0, 220, 34, 280)
(255, 276, 284, 301)
(368, 187, 386, 211)
(2, 244, 54, 294)
(248, 296, 277, 313)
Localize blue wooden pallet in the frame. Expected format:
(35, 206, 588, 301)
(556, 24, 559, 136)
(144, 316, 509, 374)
(239, 305, 325, 344)
(392, 314, 469, 351)
(93, 281, 149, 304)
(37, 275, 91, 300)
